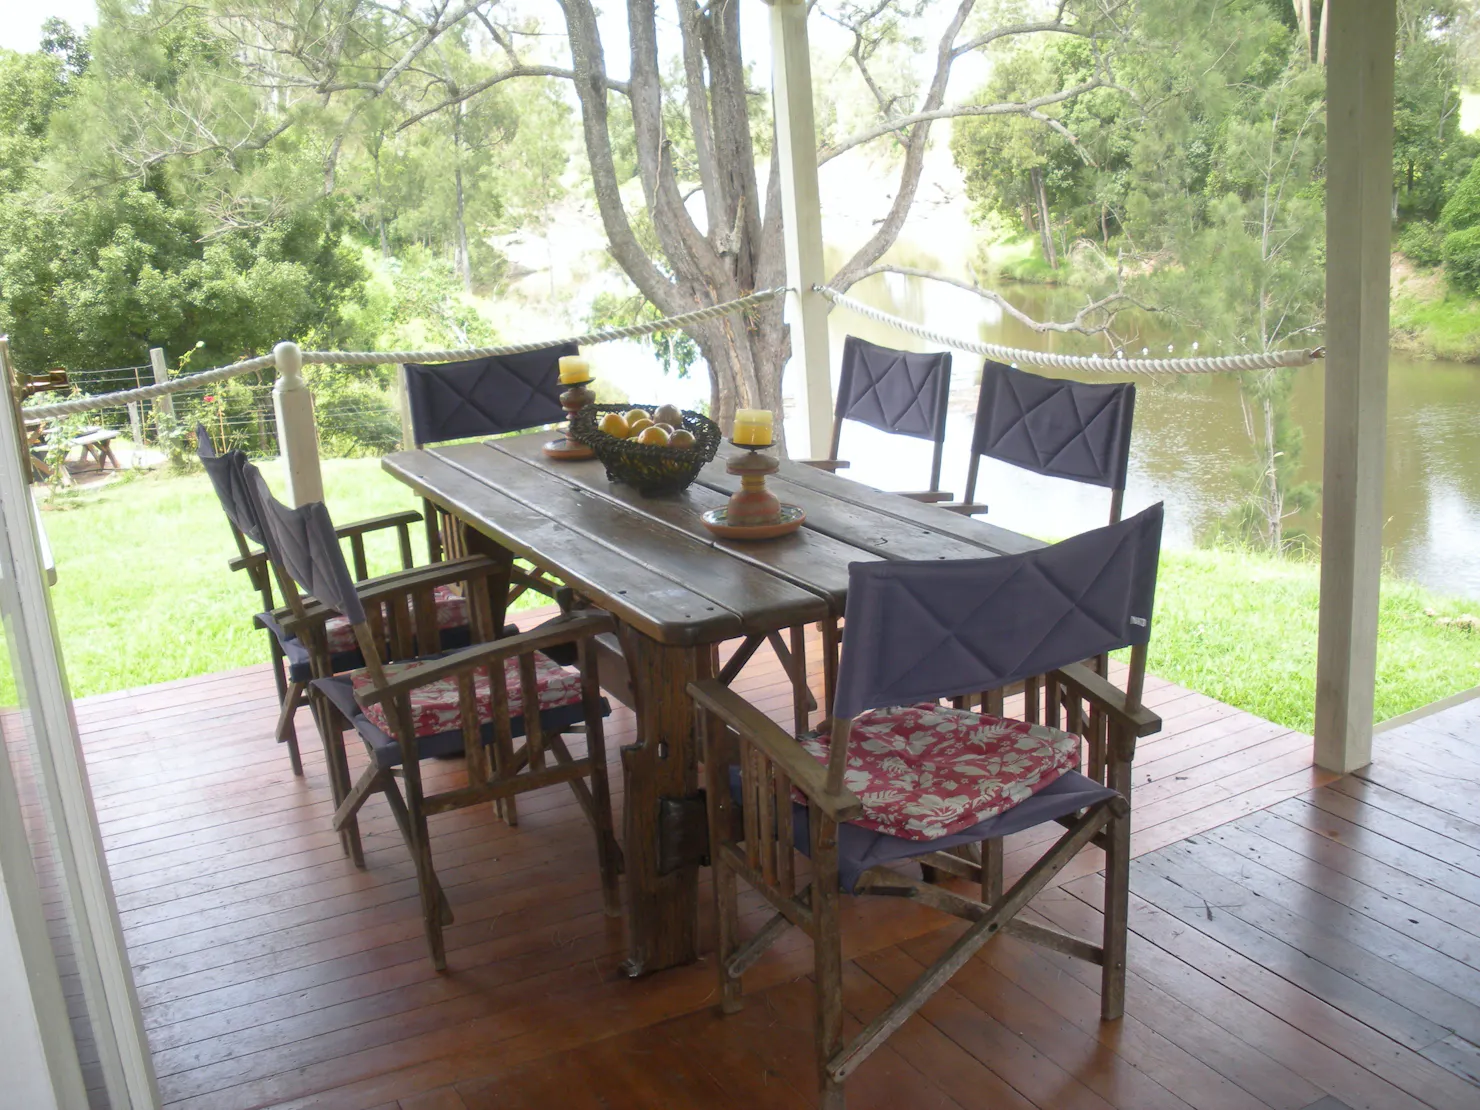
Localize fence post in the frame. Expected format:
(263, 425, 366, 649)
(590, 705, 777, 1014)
(272, 341, 324, 507)
(394, 363, 415, 450)
(147, 348, 174, 431)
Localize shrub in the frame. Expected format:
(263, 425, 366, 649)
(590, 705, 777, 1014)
(1441, 224, 1480, 295)
(312, 373, 402, 457)
(1397, 220, 1445, 266)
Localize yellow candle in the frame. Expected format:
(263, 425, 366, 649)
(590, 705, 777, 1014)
(732, 408, 773, 446)
(558, 355, 591, 384)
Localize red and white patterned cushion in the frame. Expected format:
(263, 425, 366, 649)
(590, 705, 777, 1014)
(798, 705, 1082, 841)
(322, 585, 470, 654)
(349, 650, 582, 738)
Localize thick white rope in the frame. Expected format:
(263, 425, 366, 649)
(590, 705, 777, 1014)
(21, 287, 789, 419)
(22, 354, 279, 419)
(817, 285, 1322, 374)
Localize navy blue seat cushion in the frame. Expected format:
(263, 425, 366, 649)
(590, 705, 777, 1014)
(257, 612, 493, 684)
(313, 667, 607, 771)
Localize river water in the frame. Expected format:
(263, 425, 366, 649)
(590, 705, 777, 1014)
(815, 270, 1480, 600)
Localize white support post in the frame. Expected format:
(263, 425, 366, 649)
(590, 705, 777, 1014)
(272, 341, 324, 507)
(147, 347, 174, 425)
(1314, 3, 1395, 773)
(768, 0, 832, 458)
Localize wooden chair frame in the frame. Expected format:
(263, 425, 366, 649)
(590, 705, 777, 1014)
(688, 645, 1160, 1109)
(272, 548, 623, 970)
(219, 506, 421, 775)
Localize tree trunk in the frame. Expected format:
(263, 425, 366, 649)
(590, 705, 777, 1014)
(373, 149, 390, 259)
(1317, 0, 1329, 66)
(1032, 167, 1057, 269)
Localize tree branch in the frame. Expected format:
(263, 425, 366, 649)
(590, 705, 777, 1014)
(851, 265, 1151, 335)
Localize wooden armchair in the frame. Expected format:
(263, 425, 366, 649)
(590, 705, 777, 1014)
(243, 462, 621, 970)
(689, 504, 1165, 1108)
(197, 425, 463, 775)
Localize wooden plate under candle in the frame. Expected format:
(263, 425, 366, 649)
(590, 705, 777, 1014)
(701, 503, 806, 540)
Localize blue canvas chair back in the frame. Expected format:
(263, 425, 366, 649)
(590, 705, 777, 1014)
(404, 343, 579, 447)
(242, 461, 366, 626)
(832, 502, 1163, 721)
(197, 424, 266, 547)
(966, 361, 1136, 519)
(829, 336, 952, 490)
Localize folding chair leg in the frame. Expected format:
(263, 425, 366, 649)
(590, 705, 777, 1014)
(312, 692, 363, 868)
(398, 753, 448, 971)
(703, 713, 744, 1014)
(381, 774, 453, 928)
(275, 680, 305, 777)
(811, 807, 846, 1110)
(982, 837, 1004, 904)
(1101, 748, 1132, 1019)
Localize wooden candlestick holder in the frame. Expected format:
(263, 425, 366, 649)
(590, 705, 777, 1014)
(543, 378, 596, 460)
(700, 443, 806, 540)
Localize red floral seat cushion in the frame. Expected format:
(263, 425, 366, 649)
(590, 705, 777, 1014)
(349, 650, 582, 738)
(323, 585, 469, 654)
(798, 705, 1082, 840)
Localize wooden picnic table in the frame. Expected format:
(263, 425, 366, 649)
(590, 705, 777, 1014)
(383, 431, 1044, 976)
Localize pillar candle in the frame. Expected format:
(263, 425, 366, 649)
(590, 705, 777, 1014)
(558, 355, 591, 384)
(731, 408, 773, 446)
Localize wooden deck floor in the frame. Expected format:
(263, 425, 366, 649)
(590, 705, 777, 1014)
(58, 635, 1480, 1110)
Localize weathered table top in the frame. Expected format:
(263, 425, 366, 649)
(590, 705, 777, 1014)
(383, 431, 1042, 647)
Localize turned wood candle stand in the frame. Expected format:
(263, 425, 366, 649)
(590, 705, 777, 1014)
(543, 378, 596, 460)
(701, 443, 806, 540)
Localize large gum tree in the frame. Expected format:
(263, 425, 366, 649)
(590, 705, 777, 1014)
(91, 0, 1129, 439)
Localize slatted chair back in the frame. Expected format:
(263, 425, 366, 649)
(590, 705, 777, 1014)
(964, 360, 1136, 523)
(823, 336, 953, 495)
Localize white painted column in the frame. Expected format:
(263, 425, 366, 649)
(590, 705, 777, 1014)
(1314, 3, 1396, 773)
(768, 0, 832, 458)
(272, 341, 325, 506)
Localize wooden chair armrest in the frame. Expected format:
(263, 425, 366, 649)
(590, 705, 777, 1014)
(687, 679, 862, 823)
(333, 509, 422, 539)
(941, 502, 989, 516)
(228, 549, 269, 575)
(356, 610, 617, 708)
(1051, 661, 1162, 738)
(797, 459, 850, 471)
(896, 491, 953, 503)
(350, 555, 498, 604)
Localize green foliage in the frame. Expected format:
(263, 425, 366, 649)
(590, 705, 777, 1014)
(1440, 224, 1480, 294)
(589, 292, 699, 379)
(1398, 219, 1447, 266)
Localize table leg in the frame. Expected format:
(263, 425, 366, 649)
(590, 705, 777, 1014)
(618, 627, 708, 976)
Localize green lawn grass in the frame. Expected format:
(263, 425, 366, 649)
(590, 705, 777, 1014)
(4, 461, 1478, 732)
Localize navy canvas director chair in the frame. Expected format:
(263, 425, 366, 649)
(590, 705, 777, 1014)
(954, 359, 1136, 523)
(197, 426, 476, 775)
(243, 462, 621, 970)
(689, 503, 1164, 1109)
(802, 335, 955, 503)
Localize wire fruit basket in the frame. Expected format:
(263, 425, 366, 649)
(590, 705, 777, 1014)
(570, 403, 722, 495)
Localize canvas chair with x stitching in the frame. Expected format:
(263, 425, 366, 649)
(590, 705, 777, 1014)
(196, 426, 475, 776)
(688, 502, 1164, 1109)
(404, 345, 579, 614)
(243, 462, 622, 970)
(954, 359, 1136, 523)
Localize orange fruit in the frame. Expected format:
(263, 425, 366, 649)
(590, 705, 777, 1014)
(669, 428, 696, 449)
(652, 422, 675, 436)
(628, 417, 654, 437)
(598, 412, 630, 439)
(653, 403, 683, 427)
(636, 425, 670, 446)
(623, 408, 650, 426)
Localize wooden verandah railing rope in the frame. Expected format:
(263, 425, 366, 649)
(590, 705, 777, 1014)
(816, 285, 1324, 375)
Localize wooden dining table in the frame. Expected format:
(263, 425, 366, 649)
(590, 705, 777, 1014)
(382, 431, 1043, 976)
